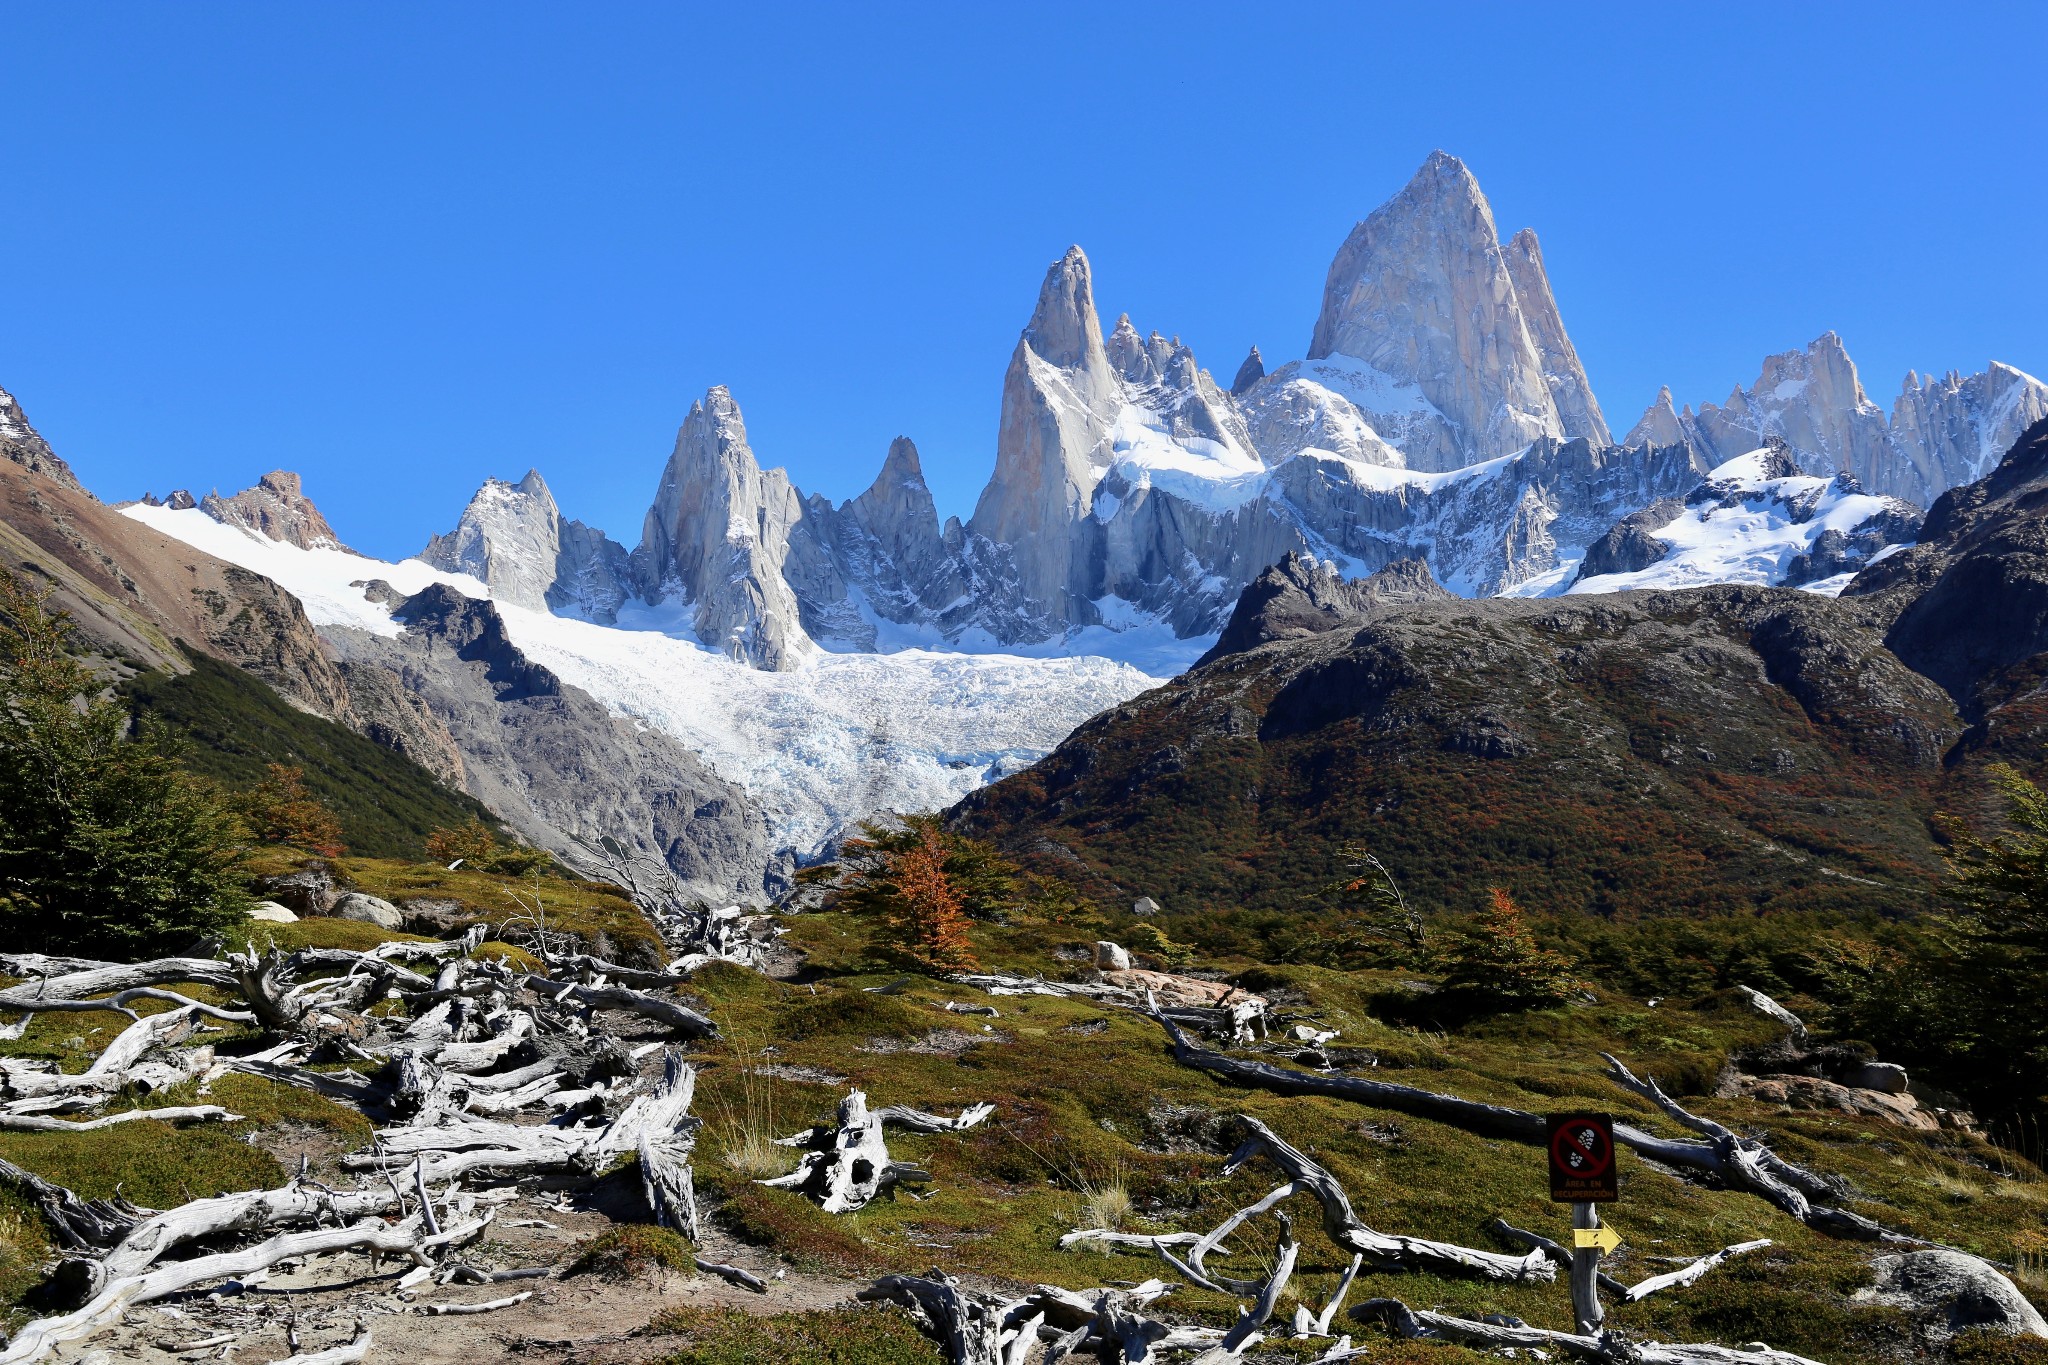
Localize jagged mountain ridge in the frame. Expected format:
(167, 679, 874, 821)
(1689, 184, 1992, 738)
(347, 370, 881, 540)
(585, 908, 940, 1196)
(386, 151, 2039, 672)
(1625, 334, 2048, 507)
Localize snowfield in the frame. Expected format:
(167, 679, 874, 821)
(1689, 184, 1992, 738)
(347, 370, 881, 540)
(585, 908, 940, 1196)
(1565, 450, 1913, 598)
(124, 504, 1166, 855)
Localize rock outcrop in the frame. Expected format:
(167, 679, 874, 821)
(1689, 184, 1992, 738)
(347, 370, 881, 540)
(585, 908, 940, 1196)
(0, 384, 84, 493)
(201, 471, 350, 552)
(1197, 553, 1449, 664)
(1856, 1251, 2048, 1341)
(421, 469, 631, 620)
(1306, 151, 1574, 468)
(1847, 416, 2048, 717)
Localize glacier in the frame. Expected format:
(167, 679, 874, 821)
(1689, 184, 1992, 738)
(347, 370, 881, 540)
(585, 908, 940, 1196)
(123, 503, 1164, 857)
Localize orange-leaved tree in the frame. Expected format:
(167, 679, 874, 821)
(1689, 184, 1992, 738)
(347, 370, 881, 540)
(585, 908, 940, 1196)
(890, 824, 980, 974)
(234, 763, 345, 858)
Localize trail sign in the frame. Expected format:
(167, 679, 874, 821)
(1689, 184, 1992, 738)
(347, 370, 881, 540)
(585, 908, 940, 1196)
(1547, 1112, 1618, 1202)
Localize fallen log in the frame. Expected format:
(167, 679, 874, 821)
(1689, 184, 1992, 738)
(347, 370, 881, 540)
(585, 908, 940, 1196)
(516, 974, 717, 1039)
(1148, 1008, 1920, 1244)
(1624, 1240, 1774, 1302)
(0, 1104, 237, 1133)
(1212, 1117, 1555, 1284)
(1351, 1296, 1830, 1364)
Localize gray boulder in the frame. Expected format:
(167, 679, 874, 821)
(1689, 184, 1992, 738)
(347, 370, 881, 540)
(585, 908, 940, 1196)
(1851, 1061, 1910, 1094)
(330, 892, 405, 930)
(1855, 1250, 2048, 1340)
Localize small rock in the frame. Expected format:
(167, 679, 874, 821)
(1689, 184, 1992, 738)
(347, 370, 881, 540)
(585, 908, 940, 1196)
(1852, 1061, 1910, 1094)
(330, 892, 404, 930)
(1131, 896, 1161, 917)
(1094, 941, 1132, 971)
(246, 901, 298, 924)
(1856, 1250, 2048, 1340)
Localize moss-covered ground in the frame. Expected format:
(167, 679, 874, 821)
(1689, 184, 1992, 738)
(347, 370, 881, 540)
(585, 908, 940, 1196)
(3, 895, 2043, 1360)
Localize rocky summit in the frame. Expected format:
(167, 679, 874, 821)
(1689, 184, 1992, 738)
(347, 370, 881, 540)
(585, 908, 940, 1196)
(341, 151, 2040, 674)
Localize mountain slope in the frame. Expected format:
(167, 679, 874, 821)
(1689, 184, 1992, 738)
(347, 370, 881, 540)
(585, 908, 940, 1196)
(954, 578, 1959, 922)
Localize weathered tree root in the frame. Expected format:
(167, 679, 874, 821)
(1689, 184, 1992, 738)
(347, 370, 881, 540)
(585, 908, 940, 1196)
(763, 1088, 992, 1213)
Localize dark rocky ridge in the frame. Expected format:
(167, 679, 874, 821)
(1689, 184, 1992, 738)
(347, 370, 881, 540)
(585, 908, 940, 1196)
(955, 422, 2048, 922)
(1196, 552, 1449, 666)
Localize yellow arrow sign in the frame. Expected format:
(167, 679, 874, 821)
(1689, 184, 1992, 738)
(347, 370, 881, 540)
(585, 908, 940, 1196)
(1574, 1225, 1623, 1254)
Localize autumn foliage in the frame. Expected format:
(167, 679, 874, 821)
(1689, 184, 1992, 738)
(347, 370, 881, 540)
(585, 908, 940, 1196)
(233, 763, 346, 857)
(887, 825, 980, 974)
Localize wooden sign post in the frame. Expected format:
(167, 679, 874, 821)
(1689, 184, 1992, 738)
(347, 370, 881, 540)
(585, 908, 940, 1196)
(1548, 1112, 1619, 1335)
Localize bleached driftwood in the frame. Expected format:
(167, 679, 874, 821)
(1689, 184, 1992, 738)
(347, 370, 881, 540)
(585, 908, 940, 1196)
(1350, 1296, 1830, 1364)
(1624, 1240, 1774, 1302)
(1147, 1008, 1919, 1244)
(515, 974, 717, 1039)
(0, 1104, 237, 1133)
(694, 1257, 768, 1292)
(415, 1290, 533, 1315)
(0, 957, 239, 1013)
(1486, 1217, 1628, 1297)
(263, 1329, 373, 1365)
(764, 1088, 992, 1213)
(1598, 1054, 1909, 1242)
(0, 1217, 429, 1364)
(0, 1156, 141, 1251)
(860, 1271, 1013, 1365)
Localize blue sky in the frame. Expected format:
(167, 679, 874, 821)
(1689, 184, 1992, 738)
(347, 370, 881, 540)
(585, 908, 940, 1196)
(4, 3, 2044, 559)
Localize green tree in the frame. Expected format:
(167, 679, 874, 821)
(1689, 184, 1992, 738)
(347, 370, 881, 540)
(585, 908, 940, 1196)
(1837, 764, 2048, 1126)
(1438, 888, 1587, 1012)
(0, 571, 247, 956)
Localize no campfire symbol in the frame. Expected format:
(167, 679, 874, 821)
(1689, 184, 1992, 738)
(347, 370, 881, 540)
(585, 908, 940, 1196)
(1547, 1112, 1618, 1202)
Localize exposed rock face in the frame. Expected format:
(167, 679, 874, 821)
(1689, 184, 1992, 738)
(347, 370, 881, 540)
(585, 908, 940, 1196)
(1198, 552, 1449, 664)
(1627, 338, 2048, 506)
(1575, 498, 1683, 581)
(1856, 1251, 2048, 1340)
(327, 583, 778, 901)
(421, 469, 631, 620)
(201, 471, 349, 551)
(1307, 151, 1570, 468)
(0, 384, 83, 493)
(1501, 228, 1610, 447)
(0, 455, 354, 714)
(631, 388, 813, 670)
(1891, 362, 2048, 494)
(1848, 416, 2048, 717)
(967, 246, 1127, 626)
(1230, 346, 1265, 397)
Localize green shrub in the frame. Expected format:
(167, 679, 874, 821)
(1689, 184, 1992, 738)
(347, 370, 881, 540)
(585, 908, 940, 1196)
(0, 571, 247, 956)
(649, 1305, 942, 1365)
(568, 1224, 695, 1279)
